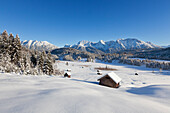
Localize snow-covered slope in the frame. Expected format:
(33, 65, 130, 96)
(146, 41, 161, 48)
(65, 38, 161, 53)
(21, 40, 58, 51)
(0, 61, 170, 113)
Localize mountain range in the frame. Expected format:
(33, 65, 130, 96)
(65, 38, 161, 53)
(20, 38, 169, 61)
(21, 40, 58, 51)
(21, 38, 161, 53)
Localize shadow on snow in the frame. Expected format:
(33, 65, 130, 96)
(126, 85, 170, 96)
(71, 79, 99, 85)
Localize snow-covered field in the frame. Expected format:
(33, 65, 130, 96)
(0, 61, 170, 113)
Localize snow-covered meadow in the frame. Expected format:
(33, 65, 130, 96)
(0, 61, 170, 113)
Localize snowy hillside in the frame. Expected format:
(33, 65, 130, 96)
(21, 40, 58, 51)
(0, 61, 170, 113)
(65, 38, 161, 53)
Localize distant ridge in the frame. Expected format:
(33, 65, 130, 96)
(65, 38, 161, 53)
(21, 40, 58, 51)
(162, 45, 170, 48)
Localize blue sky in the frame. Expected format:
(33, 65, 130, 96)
(0, 0, 170, 47)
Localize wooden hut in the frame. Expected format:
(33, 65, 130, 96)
(64, 72, 71, 78)
(97, 70, 102, 75)
(64, 69, 71, 78)
(98, 72, 121, 88)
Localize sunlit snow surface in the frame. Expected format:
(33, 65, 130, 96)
(0, 61, 170, 113)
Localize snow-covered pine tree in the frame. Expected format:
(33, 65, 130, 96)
(41, 50, 54, 75)
(42, 50, 48, 75)
(47, 51, 54, 75)
(8, 33, 15, 59)
(23, 53, 32, 74)
(2, 31, 9, 54)
(20, 54, 31, 74)
(2, 30, 8, 38)
(12, 34, 22, 66)
(38, 52, 44, 74)
(30, 54, 37, 68)
(9, 33, 14, 44)
(43, 60, 49, 75)
(2, 52, 12, 73)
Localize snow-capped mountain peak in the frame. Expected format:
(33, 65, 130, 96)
(64, 38, 161, 53)
(21, 40, 58, 51)
(98, 40, 105, 45)
(77, 40, 92, 47)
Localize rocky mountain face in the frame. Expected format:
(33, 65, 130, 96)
(21, 40, 58, 51)
(65, 38, 161, 53)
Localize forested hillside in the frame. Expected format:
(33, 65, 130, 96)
(133, 47, 170, 60)
(0, 30, 55, 75)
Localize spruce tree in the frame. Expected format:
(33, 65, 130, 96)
(30, 54, 37, 68)
(43, 61, 49, 75)
(38, 53, 44, 74)
(47, 51, 54, 75)
(13, 34, 22, 66)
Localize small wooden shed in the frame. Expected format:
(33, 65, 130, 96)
(64, 72, 71, 78)
(98, 72, 121, 88)
(97, 70, 102, 75)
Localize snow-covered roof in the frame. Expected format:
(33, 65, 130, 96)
(99, 72, 121, 84)
(97, 70, 101, 72)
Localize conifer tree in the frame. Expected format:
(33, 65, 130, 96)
(2, 30, 8, 39)
(38, 53, 44, 74)
(31, 54, 37, 68)
(43, 60, 49, 75)
(47, 51, 54, 75)
(23, 55, 31, 74)
(9, 33, 14, 44)
(12, 34, 22, 66)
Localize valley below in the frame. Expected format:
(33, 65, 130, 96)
(0, 60, 170, 113)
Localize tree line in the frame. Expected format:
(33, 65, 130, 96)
(119, 57, 170, 70)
